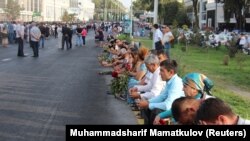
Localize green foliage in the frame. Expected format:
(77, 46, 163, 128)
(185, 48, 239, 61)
(110, 75, 129, 95)
(182, 25, 189, 31)
(92, 0, 126, 21)
(4, 0, 23, 20)
(223, 0, 247, 29)
(135, 37, 250, 118)
(117, 34, 132, 43)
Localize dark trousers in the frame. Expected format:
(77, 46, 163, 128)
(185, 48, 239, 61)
(17, 37, 24, 56)
(55, 31, 58, 38)
(68, 36, 72, 48)
(142, 108, 164, 125)
(62, 35, 69, 49)
(82, 36, 86, 45)
(31, 41, 39, 57)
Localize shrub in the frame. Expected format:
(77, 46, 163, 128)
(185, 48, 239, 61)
(117, 34, 132, 43)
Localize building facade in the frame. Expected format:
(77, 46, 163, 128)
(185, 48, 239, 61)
(184, 0, 250, 31)
(68, 0, 95, 22)
(0, 0, 95, 22)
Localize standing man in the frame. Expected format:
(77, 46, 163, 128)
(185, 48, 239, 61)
(30, 22, 41, 57)
(16, 21, 26, 57)
(61, 24, 69, 50)
(39, 23, 46, 48)
(153, 24, 163, 50)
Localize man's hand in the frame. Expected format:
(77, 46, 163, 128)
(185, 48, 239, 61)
(137, 100, 149, 109)
(130, 91, 140, 99)
(153, 115, 161, 125)
(129, 87, 138, 93)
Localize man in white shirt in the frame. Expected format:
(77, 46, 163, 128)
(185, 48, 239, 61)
(30, 22, 41, 57)
(129, 54, 166, 100)
(153, 24, 163, 50)
(16, 21, 26, 57)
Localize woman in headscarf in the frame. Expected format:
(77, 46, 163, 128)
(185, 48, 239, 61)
(153, 72, 214, 125)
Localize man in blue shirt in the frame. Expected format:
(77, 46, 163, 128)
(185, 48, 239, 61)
(137, 60, 184, 124)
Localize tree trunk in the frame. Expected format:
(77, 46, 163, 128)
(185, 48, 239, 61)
(193, 0, 199, 30)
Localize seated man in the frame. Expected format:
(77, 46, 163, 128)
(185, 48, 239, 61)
(154, 72, 214, 124)
(136, 60, 184, 124)
(171, 97, 201, 125)
(129, 54, 166, 100)
(196, 98, 250, 125)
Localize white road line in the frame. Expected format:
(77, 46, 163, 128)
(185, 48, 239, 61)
(1, 58, 12, 62)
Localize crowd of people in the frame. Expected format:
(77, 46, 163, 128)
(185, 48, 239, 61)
(97, 23, 250, 125)
(1, 20, 249, 125)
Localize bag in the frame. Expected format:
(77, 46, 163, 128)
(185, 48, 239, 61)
(155, 41, 164, 50)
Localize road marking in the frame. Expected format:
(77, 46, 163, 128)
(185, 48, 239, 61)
(1, 58, 12, 62)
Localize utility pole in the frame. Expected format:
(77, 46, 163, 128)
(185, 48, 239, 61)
(215, 0, 217, 30)
(199, 0, 203, 29)
(153, 0, 158, 24)
(152, 0, 159, 49)
(130, 0, 133, 38)
(104, 0, 107, 21)
(54, 0, 56, 21)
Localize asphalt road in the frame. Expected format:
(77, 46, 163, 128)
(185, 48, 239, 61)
(0, 31, 136, 141)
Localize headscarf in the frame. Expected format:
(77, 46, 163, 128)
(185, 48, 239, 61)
(182, 73, 214, 95)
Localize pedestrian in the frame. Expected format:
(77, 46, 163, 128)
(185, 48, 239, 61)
(68, 26, 73, 49)
(39, 23, 46, 48)
(54, 24, 58, 38)
(75, 25, 82, 47)
(30, 22, 41, 57)
(1, 25, 8, 47)
(16, 21, 26, 57)
(81, 27, 87, 46)
(61, 24, 69, 50)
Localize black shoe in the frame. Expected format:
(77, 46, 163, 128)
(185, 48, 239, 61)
(18, 55, 27, 57)
(32, 56, 38, 57)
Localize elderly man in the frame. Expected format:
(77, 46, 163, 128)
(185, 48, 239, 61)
(137, 60, 184, 124)
(30, 22, 41, 57)
(16, 21, 26, 57)
(129, 54, 166, 101)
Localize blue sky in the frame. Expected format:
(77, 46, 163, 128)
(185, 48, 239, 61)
(119, 0, 132, 8)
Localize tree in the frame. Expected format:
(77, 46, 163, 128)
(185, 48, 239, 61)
(192, 0, 199, 30)
(4, 0, 23, 20)
(222, 0, 250, 31)
(61, 10, 75, 22)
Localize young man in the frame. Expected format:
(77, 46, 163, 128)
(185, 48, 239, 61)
(136, 60, 184, 124)
(196, 98, 250, 125)
(154, 72, 214, 125)
(171, 97, 201, 125)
